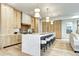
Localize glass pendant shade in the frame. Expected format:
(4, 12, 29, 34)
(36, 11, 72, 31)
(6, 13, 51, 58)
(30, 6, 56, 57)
(34, 12, 40, 17)
(46, 17, 50, 22)
(51, 21, 53, 24)
(34, 8, 40, 13)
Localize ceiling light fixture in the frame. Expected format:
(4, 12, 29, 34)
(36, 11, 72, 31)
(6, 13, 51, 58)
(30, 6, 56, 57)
(34, 8, 40, 18)
(46, 17, 50, 22)
(34, 12, 40, 17)
(46, 8, 50, 22)
(51, 21, 53, 24)
(34, 8, 40, 13)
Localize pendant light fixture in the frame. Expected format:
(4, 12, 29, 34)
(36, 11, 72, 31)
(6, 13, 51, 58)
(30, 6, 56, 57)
(51, 21, 53, 24)
(34, 8, 40, 17)
(34, 8, 40, 13)
(46, 8, 50, 22)
(46, 17, 50, 22)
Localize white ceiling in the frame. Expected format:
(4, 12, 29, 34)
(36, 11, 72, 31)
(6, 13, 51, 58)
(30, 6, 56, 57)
(8, 3, 79, 20)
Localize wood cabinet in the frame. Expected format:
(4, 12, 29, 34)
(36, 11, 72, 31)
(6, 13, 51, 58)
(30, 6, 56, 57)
(31, 17, 38, 33)
(42, 20, 61, 39)
(2, 34, 21, 47)
(53, 20, 61, 39)
(0, 4, 22, 48)
(21, 24, 31, 32)
(16, 11, 21, 28)
(31, 17, 35, 29)
(0, 4, 1, 34)
(1, 4, 21, 34)
(42, 22, 47, 32)
(42, 21, 53, 32)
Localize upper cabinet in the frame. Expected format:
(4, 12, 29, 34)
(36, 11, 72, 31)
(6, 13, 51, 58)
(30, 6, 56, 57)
(22, 13, 32, 25)
(0, 4, 21, 34)
(16, 10, 21, 28)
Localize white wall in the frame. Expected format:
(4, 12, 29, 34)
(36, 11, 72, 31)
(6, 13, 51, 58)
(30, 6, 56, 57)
(61, 19, 77, 41)
(22, 13, 31, 24)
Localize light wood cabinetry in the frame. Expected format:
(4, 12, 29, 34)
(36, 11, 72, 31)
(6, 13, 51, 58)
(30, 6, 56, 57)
(1, 4, 21, 34)
(42, 22, 46, 32)
(42, 20, 61, 39)
(42, 21, 53, 32)
(31, 17, 38, 33)
(2, 34, 21, 47)
(0, 4, 1, 34)
(31, 17, 35, 29)
(53, 20, 61, 39)
(16, 11, 21, 28)
(0, 4, 21, 48)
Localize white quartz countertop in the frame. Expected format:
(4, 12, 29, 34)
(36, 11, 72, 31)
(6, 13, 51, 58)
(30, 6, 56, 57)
(22, 33, 54, 36)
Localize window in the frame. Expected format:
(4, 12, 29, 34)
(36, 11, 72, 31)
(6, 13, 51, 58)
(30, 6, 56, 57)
(66, 22, 73, 34)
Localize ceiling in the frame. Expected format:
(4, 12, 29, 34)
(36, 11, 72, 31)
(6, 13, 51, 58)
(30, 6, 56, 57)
(8, 3, 79, 20)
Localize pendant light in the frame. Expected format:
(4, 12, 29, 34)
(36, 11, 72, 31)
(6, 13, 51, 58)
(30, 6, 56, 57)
(34, 12, 40, 17)
(51, 21, 53, 24)
(34, 8, 40, 17)
(46, 8, 50, 22)
(34, 8, 40, 13)
(46, 17, 50, 22)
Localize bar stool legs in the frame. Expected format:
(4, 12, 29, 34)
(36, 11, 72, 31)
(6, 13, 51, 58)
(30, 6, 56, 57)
(41, 44, 47, 52)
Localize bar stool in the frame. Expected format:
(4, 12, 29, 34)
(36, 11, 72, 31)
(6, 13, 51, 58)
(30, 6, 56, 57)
(49, 36, 53, 46)
(46, 37, 51, 48)
(51, 35, 55, 44)
(41, 39, 47, 52)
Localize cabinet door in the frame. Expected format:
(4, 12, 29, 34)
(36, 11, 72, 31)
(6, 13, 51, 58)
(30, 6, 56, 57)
(1, 4, 8, 34)
(6, 6, 14, 34)
(53, 20, 61, 39)
(1, 4, 15, 34)
(2, 36, 8, 47)
(16, 11, 21, 29)
(42, 22, 47, 32)
(18, 35, 21, 43)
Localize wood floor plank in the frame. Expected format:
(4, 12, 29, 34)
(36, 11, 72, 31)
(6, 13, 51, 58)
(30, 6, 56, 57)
(0, 44, 30, 56)
(41, 39, 79, 56)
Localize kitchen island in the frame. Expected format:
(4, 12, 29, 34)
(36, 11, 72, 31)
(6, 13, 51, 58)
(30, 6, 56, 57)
(22, 33, 55, 56)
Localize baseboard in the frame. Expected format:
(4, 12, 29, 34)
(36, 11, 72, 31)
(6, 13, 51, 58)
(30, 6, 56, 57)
(4, 43, 21, 48)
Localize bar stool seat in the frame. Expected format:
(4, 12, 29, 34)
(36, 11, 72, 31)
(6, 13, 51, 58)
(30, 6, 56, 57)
(46, 38, 51, 42)
(41, 40, 47, 44)
(40, 40, 47, 52)
(45, 38, 51, 47)
(51, 35, 55, 44)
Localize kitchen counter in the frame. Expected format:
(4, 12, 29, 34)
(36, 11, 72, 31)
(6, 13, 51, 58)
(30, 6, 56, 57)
(22, 34, 41, 56)
(22, 33, 55, 56)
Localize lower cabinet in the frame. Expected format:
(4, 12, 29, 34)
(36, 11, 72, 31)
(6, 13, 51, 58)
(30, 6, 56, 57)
(2, 34, 21, 48)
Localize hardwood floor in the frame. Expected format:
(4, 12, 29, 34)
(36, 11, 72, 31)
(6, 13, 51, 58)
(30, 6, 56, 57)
(41, 39, 79, 56)
(0, 44, 30, 56)
(0, 39, 79, 56)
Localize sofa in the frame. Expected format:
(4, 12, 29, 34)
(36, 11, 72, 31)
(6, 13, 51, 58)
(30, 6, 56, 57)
(69, 32, 79, 52)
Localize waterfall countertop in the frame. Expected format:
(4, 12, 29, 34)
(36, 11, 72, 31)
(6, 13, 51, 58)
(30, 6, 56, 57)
(22, 33, 55, 56)
(22, 32, 55, 37)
